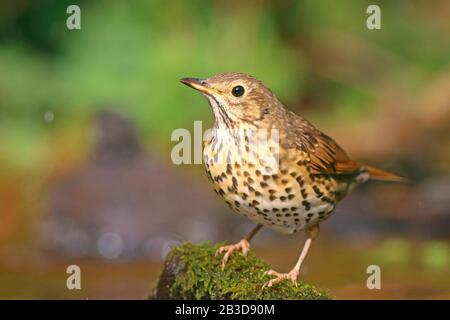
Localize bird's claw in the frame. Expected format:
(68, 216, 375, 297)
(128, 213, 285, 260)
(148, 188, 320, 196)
(262, 269, 299, 289)
(215, 239, 250, 270)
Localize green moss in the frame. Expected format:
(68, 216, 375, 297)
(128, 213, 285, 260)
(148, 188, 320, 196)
(153, 242, 331, 300)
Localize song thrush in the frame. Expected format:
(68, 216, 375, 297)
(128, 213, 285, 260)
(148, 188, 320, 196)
(180, 72, 404, 287)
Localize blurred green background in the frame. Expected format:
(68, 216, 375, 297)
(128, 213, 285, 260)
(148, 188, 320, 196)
(0, 0, 449, 299)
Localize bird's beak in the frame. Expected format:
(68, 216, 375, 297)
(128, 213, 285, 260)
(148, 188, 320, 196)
(180, 77, 216, 96)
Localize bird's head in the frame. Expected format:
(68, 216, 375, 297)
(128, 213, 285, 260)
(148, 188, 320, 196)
(180, 72, 282, 126)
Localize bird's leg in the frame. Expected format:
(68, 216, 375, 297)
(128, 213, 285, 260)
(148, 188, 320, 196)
(263, 225, 320, 288)
(216, 224, 263, 270)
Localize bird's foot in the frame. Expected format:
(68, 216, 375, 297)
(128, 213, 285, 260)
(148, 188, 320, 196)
(215, 239, 250, 270)
(262, 268, 299, 288)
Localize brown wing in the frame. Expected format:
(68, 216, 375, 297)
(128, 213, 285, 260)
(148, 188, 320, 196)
(307, 132, 360, 174)
(287, 112, 362, 175)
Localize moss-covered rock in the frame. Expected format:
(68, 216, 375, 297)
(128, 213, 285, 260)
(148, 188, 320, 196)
(150, 242, 331, 300)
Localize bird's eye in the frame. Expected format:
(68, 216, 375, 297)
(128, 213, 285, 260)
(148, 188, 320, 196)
(231, 85, 245, 97)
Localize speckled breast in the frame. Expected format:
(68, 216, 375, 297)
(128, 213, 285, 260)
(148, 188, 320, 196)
(203, 127, 341, 234)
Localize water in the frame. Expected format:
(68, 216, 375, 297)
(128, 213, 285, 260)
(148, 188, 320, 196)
(0, 238, 448, 299)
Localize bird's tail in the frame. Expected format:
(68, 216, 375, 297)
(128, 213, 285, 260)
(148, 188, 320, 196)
(364, 164, 408, 183)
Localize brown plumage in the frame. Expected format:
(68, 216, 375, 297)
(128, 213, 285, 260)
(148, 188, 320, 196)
(180, 72, 405, 287)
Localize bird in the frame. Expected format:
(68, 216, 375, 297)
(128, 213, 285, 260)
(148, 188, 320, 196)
(180, 72, 405, 288)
